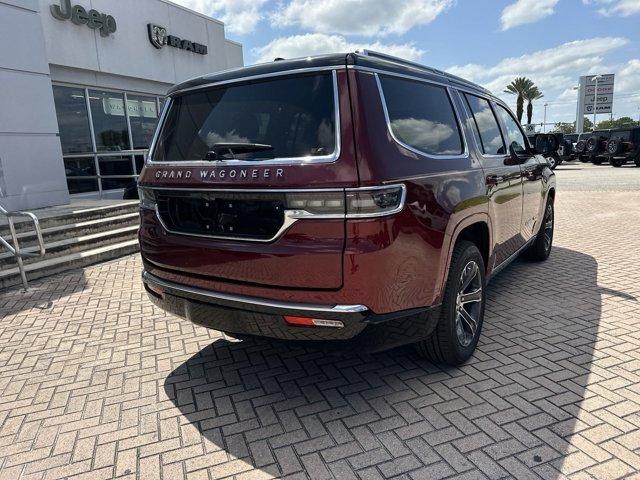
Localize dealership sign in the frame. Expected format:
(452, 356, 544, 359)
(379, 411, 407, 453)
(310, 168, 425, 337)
(147, 24, 208, 55)
(580, 74, 615, 114)
(50, 0, 116, 37)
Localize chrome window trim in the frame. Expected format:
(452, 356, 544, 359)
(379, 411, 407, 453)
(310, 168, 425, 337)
(146, 70, 341, 167)
(374, 73, 469, 160)
(142, 270, 369, 314)
(143, 184, 406, 242)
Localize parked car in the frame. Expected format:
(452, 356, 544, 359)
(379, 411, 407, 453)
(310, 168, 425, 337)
(605, 127, 640, 167)
(528, 134, 561, 169)
(137, 51, 557, 365)
(575, 130, 611, 164)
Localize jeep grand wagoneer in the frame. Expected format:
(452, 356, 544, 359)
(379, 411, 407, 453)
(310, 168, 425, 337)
(138, 51, 556, 365)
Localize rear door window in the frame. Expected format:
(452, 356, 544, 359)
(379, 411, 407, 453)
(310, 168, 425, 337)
(378, 75, 463, 156)
(464, 94, 505, 155)
(496, 105, 528, 154)
(152, 73, 337, 162)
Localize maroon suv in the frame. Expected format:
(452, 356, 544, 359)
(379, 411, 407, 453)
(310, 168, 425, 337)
(138, 51, 556, 365)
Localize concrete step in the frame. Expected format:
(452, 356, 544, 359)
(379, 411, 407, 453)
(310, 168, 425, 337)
(0, 239, 140, 290)
(6, 212, 139, 249)
(0, 225, 139, 267)
(0, 201, 139, 236)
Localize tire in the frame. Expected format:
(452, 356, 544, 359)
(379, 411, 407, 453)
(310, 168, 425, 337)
(635, 157, 640, 168)
(586, 136, 600, 154)
(579, 155, 589, 163)
(415, 241, 486, 365)
(524, 199, 554, 262)
(592, 157, 603, 165)
(610, 158, 625, 168)
(546, 155, 557, 169)
(607, 138, 622, 155)
(575, 140, 586, 154)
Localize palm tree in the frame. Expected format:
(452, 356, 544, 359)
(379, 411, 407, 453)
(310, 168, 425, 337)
(524, 86, 543, 125)
(504, 77, 533, 124)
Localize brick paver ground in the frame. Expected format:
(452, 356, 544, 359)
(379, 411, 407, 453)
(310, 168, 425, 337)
(1, 166, 640, 479)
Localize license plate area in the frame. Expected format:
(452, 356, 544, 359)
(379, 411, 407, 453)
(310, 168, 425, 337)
(156, 191, 286, 241)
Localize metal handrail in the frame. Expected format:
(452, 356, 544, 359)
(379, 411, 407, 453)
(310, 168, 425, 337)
(0, 205, 46, 290)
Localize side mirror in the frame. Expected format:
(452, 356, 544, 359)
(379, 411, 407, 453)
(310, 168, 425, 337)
(533, 134, 558, 155)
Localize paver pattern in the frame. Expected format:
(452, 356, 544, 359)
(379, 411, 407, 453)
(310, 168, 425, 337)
(1, 164, 640, 479)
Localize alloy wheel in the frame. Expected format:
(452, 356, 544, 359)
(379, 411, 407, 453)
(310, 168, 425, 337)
(455, 261, 483, 347)
(544, 203, 554, 253)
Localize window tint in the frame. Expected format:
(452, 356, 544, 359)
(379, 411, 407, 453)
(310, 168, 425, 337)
(464, 94, 505, 155)
(496, 105, 527, 154)
(52, 86, 93, 154)
(153, 73, 336, 162)
(379, 76, 463, 156)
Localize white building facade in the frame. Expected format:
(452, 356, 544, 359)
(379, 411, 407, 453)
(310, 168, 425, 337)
(0, 0, 243, 210)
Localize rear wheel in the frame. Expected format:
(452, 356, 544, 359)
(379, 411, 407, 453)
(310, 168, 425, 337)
(524, 199, 554, 261)
(610, 158, 625, 168)
(415, 241, 485, 365)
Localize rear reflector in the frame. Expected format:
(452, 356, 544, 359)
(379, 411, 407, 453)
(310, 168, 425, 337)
(146, 282, 164, 299)
(284, 315, 344, 328)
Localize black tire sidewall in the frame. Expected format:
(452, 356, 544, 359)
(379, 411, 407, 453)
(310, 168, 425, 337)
(441, 243, 486, 362)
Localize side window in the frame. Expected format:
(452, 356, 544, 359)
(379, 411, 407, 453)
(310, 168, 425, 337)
(379, 75, 463, 156)
(464, 94, 505, 155)
(495, 105, 527, 154)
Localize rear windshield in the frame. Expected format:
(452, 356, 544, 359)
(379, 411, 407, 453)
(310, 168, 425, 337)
(152, 73, 337, 162)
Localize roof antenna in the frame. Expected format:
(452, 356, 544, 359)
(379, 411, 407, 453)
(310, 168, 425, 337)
(273, 57, 285, 61)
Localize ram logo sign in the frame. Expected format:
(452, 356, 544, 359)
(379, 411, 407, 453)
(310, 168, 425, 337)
(147, 23, 208, 55)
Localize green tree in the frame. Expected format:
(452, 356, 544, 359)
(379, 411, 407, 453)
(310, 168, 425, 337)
(523, 86, 543, 125)
(554, 122, 575, 134)
(504, 77, 533, 124)
(583, 117, 593, 131)
(596, 116, 639, 129)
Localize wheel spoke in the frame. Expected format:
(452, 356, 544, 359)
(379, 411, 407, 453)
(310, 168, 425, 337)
(459, 288, 482, 305)
(460, 262, 479, 291)
(457, 308, 477, 336)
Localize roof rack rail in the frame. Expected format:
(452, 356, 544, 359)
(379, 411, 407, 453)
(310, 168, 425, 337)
(355, 49, 491, 95)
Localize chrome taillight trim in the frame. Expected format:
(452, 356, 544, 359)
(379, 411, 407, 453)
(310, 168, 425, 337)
(142, 184, 406, 243)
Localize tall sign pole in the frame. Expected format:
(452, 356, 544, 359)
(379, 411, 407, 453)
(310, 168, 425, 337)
(592, 74, 602, 130)
(576, 77, 586, 133)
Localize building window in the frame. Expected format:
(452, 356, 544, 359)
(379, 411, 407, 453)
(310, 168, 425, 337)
(52, 86, 93, 154)
(88, 89, 130, 152)
(127, 94, 159, 149)
(52, 85, 164, 197)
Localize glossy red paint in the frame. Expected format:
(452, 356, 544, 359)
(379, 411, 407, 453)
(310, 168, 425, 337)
(138, 54, 556, 325)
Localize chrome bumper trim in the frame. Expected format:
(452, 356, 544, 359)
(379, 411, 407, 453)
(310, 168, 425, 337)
(142, 271, 369, 315)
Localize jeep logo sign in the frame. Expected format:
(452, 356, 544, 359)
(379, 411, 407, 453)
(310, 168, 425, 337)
(50, 0, 116, 37)
(147, 23, 208, 55)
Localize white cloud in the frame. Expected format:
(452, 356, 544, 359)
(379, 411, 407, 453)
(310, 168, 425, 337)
(447, 37, 632, 125)
(271, 0, 455, 37)
(583, 0, 640, 16)
(501, 0, 559, 30)
(170, 0, 267, 34)
(252, 33, 424, 64)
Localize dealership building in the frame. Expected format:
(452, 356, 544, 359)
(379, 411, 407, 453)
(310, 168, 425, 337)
(0, 0, 243, 211)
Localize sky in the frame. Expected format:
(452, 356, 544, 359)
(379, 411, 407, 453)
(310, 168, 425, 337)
(171, 0, 640, 127)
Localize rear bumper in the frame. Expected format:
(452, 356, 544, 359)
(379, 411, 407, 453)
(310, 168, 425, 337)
(143, 271, 440, 352)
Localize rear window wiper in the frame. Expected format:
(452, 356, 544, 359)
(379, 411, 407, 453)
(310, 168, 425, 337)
(203, 143, 274, 161)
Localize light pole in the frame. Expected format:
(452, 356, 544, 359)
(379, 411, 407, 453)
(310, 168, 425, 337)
(543, 103, 548, 132)
(591, 74, 602, 131)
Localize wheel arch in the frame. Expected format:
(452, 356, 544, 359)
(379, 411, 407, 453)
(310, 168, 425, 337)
(436, 214, 492, 304)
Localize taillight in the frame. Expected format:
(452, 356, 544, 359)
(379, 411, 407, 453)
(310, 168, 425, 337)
(138, 187, 157, 210)
(285, 184, 406, 219)
(346, 185, 405, 217)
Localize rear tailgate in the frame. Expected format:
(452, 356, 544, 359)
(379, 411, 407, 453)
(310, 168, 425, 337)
(138, 68, 358, 290)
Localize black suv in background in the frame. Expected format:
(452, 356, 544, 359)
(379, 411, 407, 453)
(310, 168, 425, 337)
(606, 127, 640, 167)
(575, 130, 611, 164)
